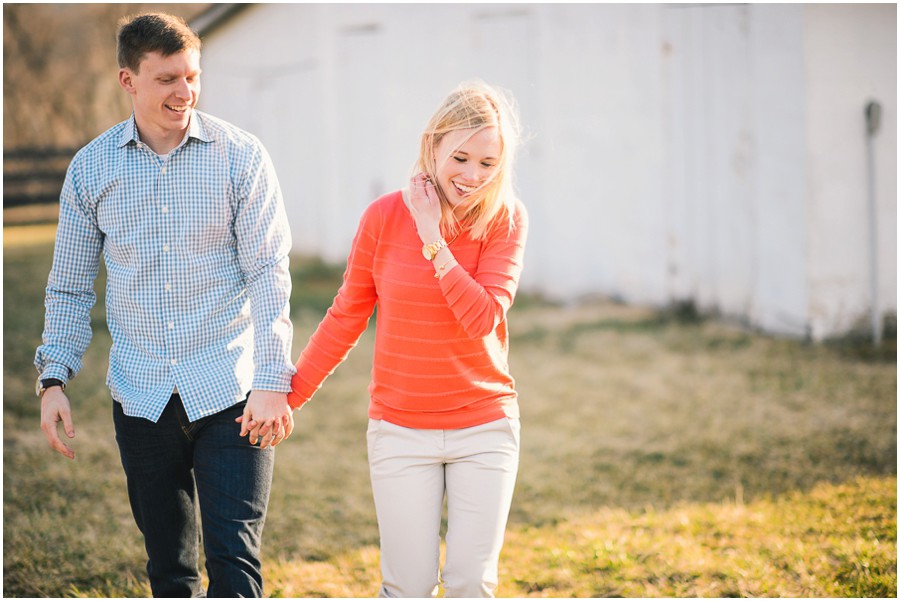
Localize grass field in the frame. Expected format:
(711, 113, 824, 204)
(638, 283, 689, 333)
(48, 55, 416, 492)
(3, 224, 897, 597)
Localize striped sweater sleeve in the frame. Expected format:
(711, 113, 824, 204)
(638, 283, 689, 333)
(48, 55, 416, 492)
(288, 203, 380, 409)
(438, 200, 529, 339)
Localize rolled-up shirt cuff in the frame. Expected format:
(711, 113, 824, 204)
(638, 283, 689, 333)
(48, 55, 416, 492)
(251, 372, 294, 394)
(38, 364, 71, 385)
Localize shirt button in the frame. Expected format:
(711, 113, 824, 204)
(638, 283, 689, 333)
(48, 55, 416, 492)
(163, 244, 170, 252)
(161, 206, 169, 214)
(161, 167, 167, 174)
(170, 359, 177, 366)
(168, 321, 175, 329)
(165, 283, 172, 291)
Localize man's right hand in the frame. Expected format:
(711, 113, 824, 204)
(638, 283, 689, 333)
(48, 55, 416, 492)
(40, 387, 76, 460)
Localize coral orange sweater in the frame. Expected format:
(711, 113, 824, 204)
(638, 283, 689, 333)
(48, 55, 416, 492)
(288, 190, 528, 429)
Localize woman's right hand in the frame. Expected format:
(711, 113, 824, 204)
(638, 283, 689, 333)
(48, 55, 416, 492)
(408, 173, 443, 244)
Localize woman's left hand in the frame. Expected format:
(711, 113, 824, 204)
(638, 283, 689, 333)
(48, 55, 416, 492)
(408, 173, 442, 244)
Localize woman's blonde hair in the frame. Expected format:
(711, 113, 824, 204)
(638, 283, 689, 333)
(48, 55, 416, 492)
(415, 81, 521, 240)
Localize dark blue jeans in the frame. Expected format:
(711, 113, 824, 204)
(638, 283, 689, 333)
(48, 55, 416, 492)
(113, 395, 274, 598)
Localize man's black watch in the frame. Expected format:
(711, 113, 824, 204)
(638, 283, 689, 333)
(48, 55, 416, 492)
(36, 378, 65, 397)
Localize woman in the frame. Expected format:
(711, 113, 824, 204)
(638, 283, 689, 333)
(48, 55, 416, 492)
(251, 80, 527, 597)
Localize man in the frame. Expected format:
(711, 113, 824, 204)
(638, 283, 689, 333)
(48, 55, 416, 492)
(36, 13, 295, 597)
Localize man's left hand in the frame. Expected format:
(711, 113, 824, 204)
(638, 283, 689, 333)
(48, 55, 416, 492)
(236, 390, 293, 448)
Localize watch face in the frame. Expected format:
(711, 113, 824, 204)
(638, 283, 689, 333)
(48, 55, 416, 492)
(422, 240, 446, 261)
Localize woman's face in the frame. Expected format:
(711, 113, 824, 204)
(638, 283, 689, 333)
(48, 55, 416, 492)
(432, 126, 502, 209)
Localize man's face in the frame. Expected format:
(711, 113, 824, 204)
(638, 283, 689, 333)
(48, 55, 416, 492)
(119, 49, 201, 139)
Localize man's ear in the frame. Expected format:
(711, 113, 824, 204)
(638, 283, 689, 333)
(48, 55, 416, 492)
(118, 68, 136, 95)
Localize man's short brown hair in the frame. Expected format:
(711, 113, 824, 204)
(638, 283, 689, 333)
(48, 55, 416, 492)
(117, 13, 201, 73)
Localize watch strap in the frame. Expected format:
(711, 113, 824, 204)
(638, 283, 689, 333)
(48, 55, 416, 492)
(36, 378, 65, 397)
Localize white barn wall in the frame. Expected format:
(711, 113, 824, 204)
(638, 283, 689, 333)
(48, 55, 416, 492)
(662, 5, 762, 320)
(661, 4, 811, 336)
(803, 4, 897, 340)
(526, 4, 668, 304)
(196, 3, 897, 340)
(748, 6, 810, 336)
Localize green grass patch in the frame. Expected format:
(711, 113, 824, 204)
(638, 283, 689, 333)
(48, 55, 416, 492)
(501, 476, 896, 597)
(4, 227, 896, 597)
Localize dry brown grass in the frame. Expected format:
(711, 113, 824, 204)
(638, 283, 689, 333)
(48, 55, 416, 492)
(3, 228, 896, 597)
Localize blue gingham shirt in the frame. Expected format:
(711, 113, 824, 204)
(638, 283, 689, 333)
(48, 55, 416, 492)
(35, 111, 295, 422)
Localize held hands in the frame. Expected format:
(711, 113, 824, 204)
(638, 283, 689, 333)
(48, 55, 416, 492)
(408, 173, 443, 244)
(236, 389, 294, 449)
(40, 387, 76, 460)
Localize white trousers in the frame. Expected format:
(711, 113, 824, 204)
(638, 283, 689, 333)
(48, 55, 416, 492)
(366, 417, 520, 598)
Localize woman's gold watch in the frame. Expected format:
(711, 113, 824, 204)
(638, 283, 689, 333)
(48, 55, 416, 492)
(421, 239, 448, 261)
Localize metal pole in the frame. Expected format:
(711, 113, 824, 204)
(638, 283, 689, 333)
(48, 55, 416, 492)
(864, 100, 881, 346)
